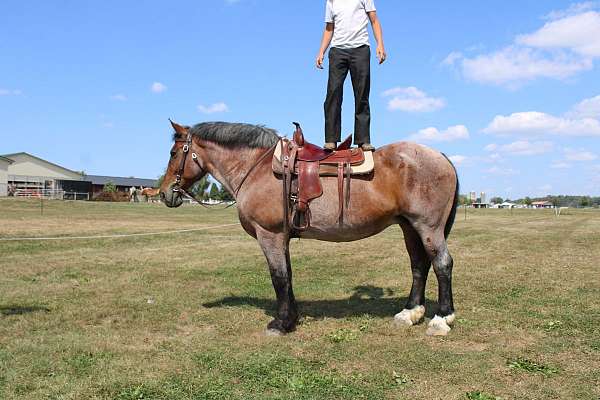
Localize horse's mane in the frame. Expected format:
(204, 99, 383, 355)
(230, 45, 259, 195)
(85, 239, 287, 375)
(174, 122, 280, 149)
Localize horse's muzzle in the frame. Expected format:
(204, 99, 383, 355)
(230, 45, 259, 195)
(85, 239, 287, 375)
(160, 186, 184, 208)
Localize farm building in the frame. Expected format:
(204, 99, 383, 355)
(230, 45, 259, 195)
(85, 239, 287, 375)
(0, 152, 158, 198)
(532, 201, 553, 208)
(0, 156, 13, 196)
(1, 152, 84, 194)
(84, 175, 158, 195)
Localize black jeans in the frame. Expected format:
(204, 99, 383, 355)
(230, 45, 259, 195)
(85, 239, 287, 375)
(324, 45, 371, 145)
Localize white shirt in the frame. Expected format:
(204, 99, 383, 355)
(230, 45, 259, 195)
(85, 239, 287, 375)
(325, 0, 376, 49)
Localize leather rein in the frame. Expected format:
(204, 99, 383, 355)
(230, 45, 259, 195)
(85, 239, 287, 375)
(171, 132, 278, 206)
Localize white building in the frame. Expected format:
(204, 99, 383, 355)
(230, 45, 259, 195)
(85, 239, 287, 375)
(1, 152, 83, 193)
(0, 156, 13, 196)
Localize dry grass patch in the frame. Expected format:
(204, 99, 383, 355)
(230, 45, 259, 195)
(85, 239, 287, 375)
(1, 199, 599, 399)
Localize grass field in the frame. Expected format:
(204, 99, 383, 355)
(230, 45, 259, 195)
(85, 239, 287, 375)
(1, 198, 599, 399)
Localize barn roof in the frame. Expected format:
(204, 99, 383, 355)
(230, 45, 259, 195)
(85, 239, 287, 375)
(1, 152, 80, 175)
(84, 175, 158, 187)
(0, 156, 14, 164)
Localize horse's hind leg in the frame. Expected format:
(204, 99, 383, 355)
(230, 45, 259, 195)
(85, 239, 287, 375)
(394, 221, 430, 327)
(256, 229, 299, 336)
(416, 227, 456, 336)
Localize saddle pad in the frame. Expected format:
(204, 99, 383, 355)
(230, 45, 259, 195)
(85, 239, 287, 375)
(272, 141, 374, 176)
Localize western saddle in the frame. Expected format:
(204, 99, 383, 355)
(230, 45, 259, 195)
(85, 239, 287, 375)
(273, 123, 374, 232)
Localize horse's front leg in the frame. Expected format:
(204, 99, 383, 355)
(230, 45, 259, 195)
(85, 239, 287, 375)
(256, 229, 298, 335)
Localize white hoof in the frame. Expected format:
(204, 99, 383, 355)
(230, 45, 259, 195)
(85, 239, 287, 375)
(426, 314, 455, 336)
(265, 329, 284, 337)
(394, 305, 425, 327)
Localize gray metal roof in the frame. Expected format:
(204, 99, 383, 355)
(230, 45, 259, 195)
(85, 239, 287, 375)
(84, 175, 158, 187)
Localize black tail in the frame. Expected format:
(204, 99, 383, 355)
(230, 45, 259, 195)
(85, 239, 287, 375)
(442, 154, 459, 239)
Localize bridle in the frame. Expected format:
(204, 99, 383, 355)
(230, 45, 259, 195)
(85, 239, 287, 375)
(170, 131, 279, 203)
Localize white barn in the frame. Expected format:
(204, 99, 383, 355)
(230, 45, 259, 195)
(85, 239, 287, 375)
(1, 152, 83, 193)
(0, 156, 13, 196)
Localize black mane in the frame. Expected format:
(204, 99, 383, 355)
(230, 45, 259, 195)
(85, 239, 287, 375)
(174, 122, 280, 148)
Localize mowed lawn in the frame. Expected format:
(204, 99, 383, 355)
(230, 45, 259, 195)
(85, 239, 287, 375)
(0, 199, 599, 400)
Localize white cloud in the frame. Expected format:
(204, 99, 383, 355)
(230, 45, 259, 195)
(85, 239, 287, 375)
(445, 5, 600, 87)
(551, 161, 572, 169)
(0, 88, 22, 96)
(442, 51, 463, 66)
(448, 155, 467, 165)
(486, 166, 519, 176)
(151, 82, 167, 93)
(197, 102, 229, 114)
(483, 111, 600, 137)
(408, 125, 469, 142)
(110, 94, 127, 101)
(544, 2, 598, 20)
(460, 46, 592, 87)
(486, 140, 553, 156)
(383, 86, 446, 112)
(564, 147, 598, 161)
(567, 94, 600, 118)
(518, 11, 600, 57)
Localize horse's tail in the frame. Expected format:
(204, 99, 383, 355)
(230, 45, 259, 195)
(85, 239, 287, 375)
(442, 153, 459, 239)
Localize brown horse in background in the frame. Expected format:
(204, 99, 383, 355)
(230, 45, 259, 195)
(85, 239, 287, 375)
(160, 121, 459, 336)
(140, 187, 160, 202)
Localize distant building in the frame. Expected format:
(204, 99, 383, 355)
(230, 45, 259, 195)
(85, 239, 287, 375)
(0, 156, 13, 196)
(532, 201, 553, 209)
(84, 175, 158, 195)
(496, 202, 517, 209)
(480, 192, 486, 204)
(469, 191, 477, 204)
(1, 152, 84, 194)
(0, 152, 158, 198)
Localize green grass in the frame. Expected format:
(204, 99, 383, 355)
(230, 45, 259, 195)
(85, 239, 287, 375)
(1, 199, 600, 399)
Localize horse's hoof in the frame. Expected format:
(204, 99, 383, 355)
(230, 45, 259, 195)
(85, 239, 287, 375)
(426, 314, 455, 336)
(265, 328, 285, 337)
(394, 305, 425, 327)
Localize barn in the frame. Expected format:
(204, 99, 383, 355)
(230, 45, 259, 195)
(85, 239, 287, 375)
(0, 156, 14, 196)
(1, 152, 84, 195)
(0, 152, 158, 198)
(84, 175, 158, 195)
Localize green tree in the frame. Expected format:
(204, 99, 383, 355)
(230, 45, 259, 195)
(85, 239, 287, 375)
(190, 176, 210, 200)
(103, 181, 117, 193)
(209, 183, 220, 200)
(490, 197, 503, 204)
(218, 185, 234, 202)
(524, 196, 532, 206)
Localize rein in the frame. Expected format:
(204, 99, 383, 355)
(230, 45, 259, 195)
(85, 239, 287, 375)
(171, 133, 278, 207)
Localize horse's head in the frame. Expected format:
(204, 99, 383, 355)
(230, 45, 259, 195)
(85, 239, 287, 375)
(160, 120, 207, 208)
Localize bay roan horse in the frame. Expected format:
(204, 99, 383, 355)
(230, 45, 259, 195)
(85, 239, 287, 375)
(160, 121, 459, 336)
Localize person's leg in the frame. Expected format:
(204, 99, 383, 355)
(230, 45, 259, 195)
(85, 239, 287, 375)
(324, 48, 350, 145)
(349, 45, 371, 146)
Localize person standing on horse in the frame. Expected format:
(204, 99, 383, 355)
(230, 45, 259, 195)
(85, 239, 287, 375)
(316, 0, 386, 151)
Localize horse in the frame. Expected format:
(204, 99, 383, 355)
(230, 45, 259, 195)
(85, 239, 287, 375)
(160, 121, 459, 337)
(140, 187, 160, 202)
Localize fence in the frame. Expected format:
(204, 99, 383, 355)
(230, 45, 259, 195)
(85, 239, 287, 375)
(14, 189, 89, 201)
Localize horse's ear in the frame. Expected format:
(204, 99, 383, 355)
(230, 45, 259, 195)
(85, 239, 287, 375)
(169, 119, 189, 136)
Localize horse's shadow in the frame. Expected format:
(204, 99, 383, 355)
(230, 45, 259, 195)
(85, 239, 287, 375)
(0, 305, 50, 316)
(203, 285, 438, 319)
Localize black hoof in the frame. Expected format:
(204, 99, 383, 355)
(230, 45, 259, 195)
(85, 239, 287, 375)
(267, 318, 296, 335)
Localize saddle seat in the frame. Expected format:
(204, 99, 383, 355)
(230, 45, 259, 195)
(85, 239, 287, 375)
(273, 123, 375, 232)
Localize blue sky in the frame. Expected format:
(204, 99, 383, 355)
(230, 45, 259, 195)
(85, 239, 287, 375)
(1, 0, 599, 198)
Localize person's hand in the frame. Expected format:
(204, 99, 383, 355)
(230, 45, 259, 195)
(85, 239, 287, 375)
(316, 52, 325, 69)
(376, 45, 387, 64)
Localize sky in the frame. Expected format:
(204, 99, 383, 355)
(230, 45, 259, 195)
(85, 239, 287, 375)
(1, 0, 599, 199)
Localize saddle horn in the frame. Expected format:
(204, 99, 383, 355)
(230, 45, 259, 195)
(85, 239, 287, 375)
(292, 122, 304, 146)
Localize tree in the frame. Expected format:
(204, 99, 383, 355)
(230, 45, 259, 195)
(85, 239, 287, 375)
(209, 183, 219, 200)
(524, 196, 532, 206)
(218, 185, 234, 202)
(103, 181, 117, 193)
(190, 176, 210, 200)
(490, 197, 503, 204)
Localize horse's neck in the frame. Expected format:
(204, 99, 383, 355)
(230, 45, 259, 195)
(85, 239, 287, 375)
(205, 145, 267, 197)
